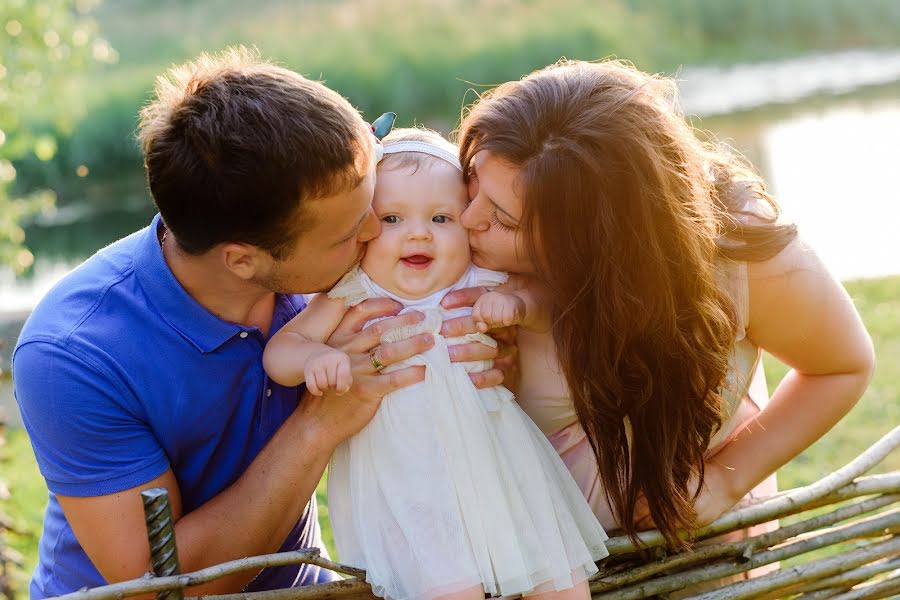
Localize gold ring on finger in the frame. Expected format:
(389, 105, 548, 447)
(369, 348, 385, 372)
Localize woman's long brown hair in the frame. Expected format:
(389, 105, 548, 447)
(457, 59, 797, 548)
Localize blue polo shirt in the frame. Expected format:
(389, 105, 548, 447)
(13, 214, 333, 598)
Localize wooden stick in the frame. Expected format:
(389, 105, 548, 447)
(604, 426, 900, 555)
(591, 494, 899, 590)
(192, 578, 375, 600)
(688, 535, 900, 600)
(591, 511, 900, 599)
(51, 550, 367, 600)
(826, 573, 900, 600)
(784, 558, 900, 594)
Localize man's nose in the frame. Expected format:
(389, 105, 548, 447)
(358, 208, 381, 243)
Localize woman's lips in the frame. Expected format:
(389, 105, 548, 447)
(401, 255, 433, 270)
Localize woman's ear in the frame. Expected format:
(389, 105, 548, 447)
(221, 242, 267, 280)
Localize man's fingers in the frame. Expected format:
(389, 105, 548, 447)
(469, 368, 504, 389)
(448, 341, 498, 363)
(367, 365, 427, 395)
(331, 297, 403, 338)
(373, 333, 434, 370)
(346, 311, 426, 354)
(440, 286, 489, 310)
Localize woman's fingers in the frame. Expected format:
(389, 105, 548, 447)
(440, 286, 489, 310)
(441, 314, 479, 337)
(447, 341, 498, 363)
(468, 368, 504, 389)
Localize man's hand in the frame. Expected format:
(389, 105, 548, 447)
(441, 286, 520, 391)
(299, 298, 433, 447)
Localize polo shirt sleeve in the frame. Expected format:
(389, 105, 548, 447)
(13, 340, 171, 497)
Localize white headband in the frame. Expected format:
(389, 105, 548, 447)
(380, 140, 462, 172)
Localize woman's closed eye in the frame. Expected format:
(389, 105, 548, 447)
(489, 210, 514, 232)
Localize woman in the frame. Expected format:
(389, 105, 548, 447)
(443, 59, 875, 553)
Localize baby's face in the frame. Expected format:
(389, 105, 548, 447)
(360, 160, 471, 300)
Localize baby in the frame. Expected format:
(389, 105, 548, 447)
(263, 128, 607, 600)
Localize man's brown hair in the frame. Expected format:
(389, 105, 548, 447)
(139, 46, 370, 258)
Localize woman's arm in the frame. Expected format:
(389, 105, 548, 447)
(693, 237, 875, 524)
(263, 293, 350, 388)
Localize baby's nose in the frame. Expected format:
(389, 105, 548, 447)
(407, 221, 433, 240)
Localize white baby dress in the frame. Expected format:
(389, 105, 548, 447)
(326, 264, 608, 600)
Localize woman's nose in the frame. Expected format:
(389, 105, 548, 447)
(460, 197, 489, 232)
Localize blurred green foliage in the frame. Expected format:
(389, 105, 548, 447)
(1, 0, 114, 271)
(9, 0, 900, 220)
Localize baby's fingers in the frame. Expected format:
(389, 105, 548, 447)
(336, 358, 352, 395)
(305, 369, 324, 397)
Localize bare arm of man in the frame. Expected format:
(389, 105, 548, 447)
(57, 299, 434, 594)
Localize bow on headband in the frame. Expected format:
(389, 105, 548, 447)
(371, 112, 396, 141)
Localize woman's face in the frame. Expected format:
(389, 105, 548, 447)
(460, 150, 538, 275)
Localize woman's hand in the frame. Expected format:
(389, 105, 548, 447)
(441, 286, 521, 392)
(632, 462, 741, 532)
(688, 463, 743, 527)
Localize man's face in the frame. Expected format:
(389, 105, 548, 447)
(256, 158, 380, 294)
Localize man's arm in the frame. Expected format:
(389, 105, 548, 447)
(21, 301, 434, 595)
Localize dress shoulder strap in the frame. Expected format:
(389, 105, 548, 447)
(327, 265, 371, 307)
(471, 266, 509, 289)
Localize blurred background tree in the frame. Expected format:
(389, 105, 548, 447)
(0, 0, 114, 273)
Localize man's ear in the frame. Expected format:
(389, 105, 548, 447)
(221, 242, 268, 280)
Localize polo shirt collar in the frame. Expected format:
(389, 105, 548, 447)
(134, 214, 248, 354)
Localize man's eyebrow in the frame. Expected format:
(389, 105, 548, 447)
(338, 210, 369, 243)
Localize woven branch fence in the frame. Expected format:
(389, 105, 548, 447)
(53, 425, 900, 600)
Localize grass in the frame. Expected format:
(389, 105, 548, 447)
(1, 274, 898, 595)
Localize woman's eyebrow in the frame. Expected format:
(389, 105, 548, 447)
(492, 200, 520, 224)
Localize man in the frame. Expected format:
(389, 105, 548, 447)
(13, 47, 503, 597)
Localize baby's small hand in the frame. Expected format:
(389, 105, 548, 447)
(305, 349, 353, 396)
(472, 291, 526, 332)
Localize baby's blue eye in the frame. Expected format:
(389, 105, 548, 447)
(432, 215, 449, 224)
(382, 215, 400, 224)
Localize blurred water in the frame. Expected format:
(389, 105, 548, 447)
(678, 48, 900, 116)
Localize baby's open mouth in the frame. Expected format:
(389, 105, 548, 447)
(401, 254, 433, 270)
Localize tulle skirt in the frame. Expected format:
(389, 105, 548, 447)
(328, 329, 608, 600)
